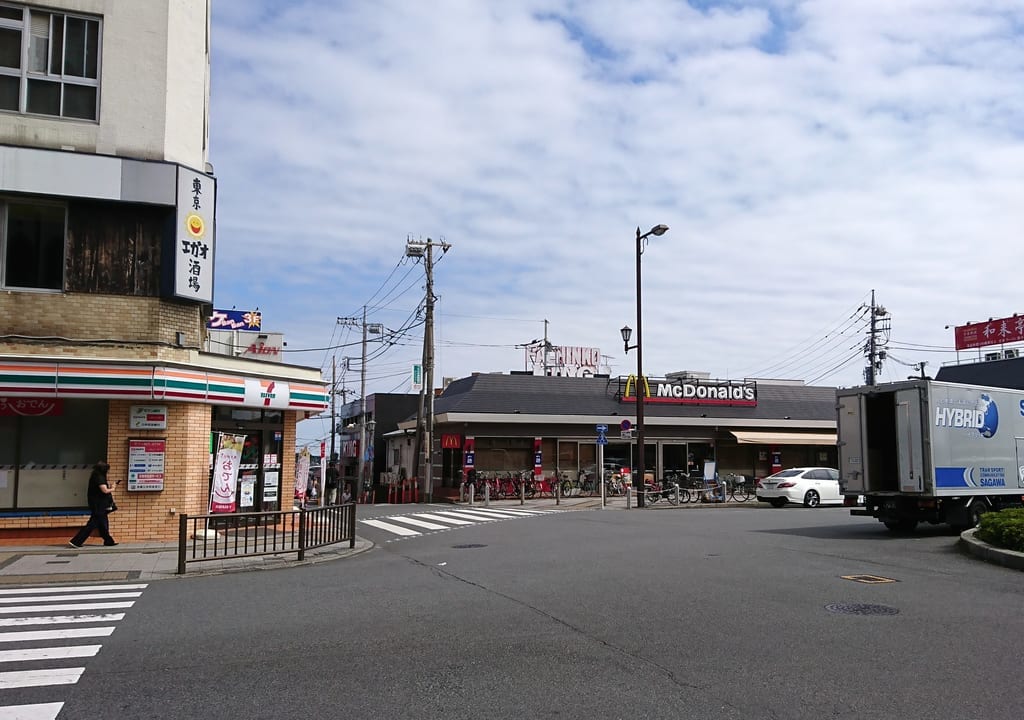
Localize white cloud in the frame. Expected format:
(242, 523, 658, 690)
(208, 0, 1024, 442)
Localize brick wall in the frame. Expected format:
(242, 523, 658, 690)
(106, 400, 211, 542)
(0, 294, 203, 361)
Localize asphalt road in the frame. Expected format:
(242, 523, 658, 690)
(14, 504, 1023, 719)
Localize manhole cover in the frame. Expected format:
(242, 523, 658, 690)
(451, 543, 487, 549)
(825, 602, 899, 616)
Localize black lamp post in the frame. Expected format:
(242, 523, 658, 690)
(622, 224, 668, 508)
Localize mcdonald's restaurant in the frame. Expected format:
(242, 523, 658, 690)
(400, 372, 838, 499)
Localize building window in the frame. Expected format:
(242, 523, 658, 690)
(0, 3, 101, 121)
(1, 199, 66, 290)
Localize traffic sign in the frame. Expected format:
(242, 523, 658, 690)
(597, 435, 608, 445)
(620, 419, 632, 431)
(596, 424, 608, 433)
(621, 429, 635, 439)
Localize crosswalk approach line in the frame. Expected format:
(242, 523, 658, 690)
(0, 584, 147, 596)
(379, 516, 450, 531)
(0, 592, 141, 604)
(0, 627, 115, 644)
(358, 519, 421, 536)
(431, 509, 521, 521)
(0, 668, 84, 690)
(0, 602, 134, 615)
(0, 614, 125, 628)
(0, 702, 63, 720)
(0, 645, 101, 664)
(411, 513, 475, 525)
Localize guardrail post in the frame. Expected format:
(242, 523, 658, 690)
(520, 479, 525, 506)
(674, 483, 680, 506)
(298, 508, 307, 562)
(484, 483, 490, 507)
(348, 503, 356, 548)
(626, 487, 632, 509)
(176, 513, 188, 575)
(468, 484, 474, 506)
(556, 479, 561, 506)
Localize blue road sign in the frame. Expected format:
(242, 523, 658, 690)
(597, 435, 608, 445)
(596, 424, 608, 433)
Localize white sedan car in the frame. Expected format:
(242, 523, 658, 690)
(756, 467, 842, 508)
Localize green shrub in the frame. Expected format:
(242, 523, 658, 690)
(976, 507, 1024, 552)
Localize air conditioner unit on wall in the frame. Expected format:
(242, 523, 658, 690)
(984, 352, 1000, 362)
(1004, 349, 1020, 359)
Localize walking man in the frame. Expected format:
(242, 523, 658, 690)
(69, 460, 119, 547)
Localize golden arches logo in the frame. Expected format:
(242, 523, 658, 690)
(623, 374, 651, 399)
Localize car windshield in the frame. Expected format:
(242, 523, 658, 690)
(767, 469, 802, 479)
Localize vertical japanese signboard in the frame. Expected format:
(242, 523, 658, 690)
(211, 434, 244, 513)
(174, 165, 216, 303)
(127, 439, 166, 492)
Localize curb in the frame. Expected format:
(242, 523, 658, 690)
(959, 528, 1024, 571)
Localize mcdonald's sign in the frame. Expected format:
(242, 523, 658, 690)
(620, 375, 757, 407)
(622, 374, 651, 399)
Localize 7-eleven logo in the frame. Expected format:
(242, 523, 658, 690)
(261, 381, 276, 406)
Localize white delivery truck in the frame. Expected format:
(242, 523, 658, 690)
(837, 379, 1024, 532)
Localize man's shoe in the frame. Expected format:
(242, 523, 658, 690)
(68, 541, 83, 548)
(103, 541, 119, 547)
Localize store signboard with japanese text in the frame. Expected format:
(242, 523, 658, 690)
(129, 405, 167, 430)
(127, 439, 166, 492)
(0, 398, 62, 416)
(173, 165, 216, 303)
(954, 315, 1024, 351)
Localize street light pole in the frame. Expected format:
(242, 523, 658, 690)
(622, 224, 668, 508)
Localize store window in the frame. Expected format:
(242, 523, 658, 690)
(1, 200, 65, 290)
(0, 3, 101, 120)
(0, 399, 108, 509)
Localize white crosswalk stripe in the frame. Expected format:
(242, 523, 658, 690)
(358, 506, 563, 541)
(0, 582, 147, 719)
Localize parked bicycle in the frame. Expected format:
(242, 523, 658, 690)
(722, 473, 752, 502)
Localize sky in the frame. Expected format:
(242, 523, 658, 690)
(207, 0, 1024, 447)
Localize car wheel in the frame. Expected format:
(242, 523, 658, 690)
(969, 499, 989, 528)
(803, 490, 820, 508)
(769, 498, 787, 508)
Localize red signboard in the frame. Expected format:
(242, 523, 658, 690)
(954, 315, 1024, 351)
(0, 397, 63, 416)
(441, 433, 462, 449)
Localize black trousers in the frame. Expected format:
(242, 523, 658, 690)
(70, 509, 115, 545)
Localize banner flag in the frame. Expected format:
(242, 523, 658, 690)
(211, 433, 245, 513)
(295, 448, 311, 505)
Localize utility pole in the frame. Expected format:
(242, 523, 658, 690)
(407, 236, 450, 503)
(329, 355, 336, 462)
(864, 289, 890, 385)
(358, 306, 368, 498)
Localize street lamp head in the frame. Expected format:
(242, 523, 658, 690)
(620, 325, 632, 344)
(649, 224, 669, 237)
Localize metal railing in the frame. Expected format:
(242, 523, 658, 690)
(176, 504, 356, 574)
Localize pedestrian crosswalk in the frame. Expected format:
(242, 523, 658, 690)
(358, 506, 563, 542)
(0, 582, 146, 719)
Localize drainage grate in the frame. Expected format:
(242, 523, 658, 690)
(825, 602, 899, 616)
(45, 560, 71, 565)
(841, 574, 897, 584)
(451, 544, 487, 549)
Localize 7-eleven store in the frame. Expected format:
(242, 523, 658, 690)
(0, 359, 328, 543)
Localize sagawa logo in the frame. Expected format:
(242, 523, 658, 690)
(934, 394, 999, 438)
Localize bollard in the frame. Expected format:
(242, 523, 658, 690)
(484, 483, 490, 507)
(674, 483, 680, 506)
(460, 482, 466, 503)
(520, 480, 525, 506)
(468, 484, 475, 506)
(555, 477, 560, 506)
(626, 486, 632, 509)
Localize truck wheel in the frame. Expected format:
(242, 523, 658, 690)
(803, 490, 821, 508)
(968, 500, 990, 528)
(883, 518, 918, 533)
(770, 498, 787, 508)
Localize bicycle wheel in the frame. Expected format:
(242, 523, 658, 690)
(680, 488, 691, 504)
(561, 480, 574, 497)
(737, 485, 752, 502)
(666, 488, 679, 505)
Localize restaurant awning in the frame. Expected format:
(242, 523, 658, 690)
(730, 431, 837, 446)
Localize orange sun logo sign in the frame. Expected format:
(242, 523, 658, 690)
(186, 213, 205, 238)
